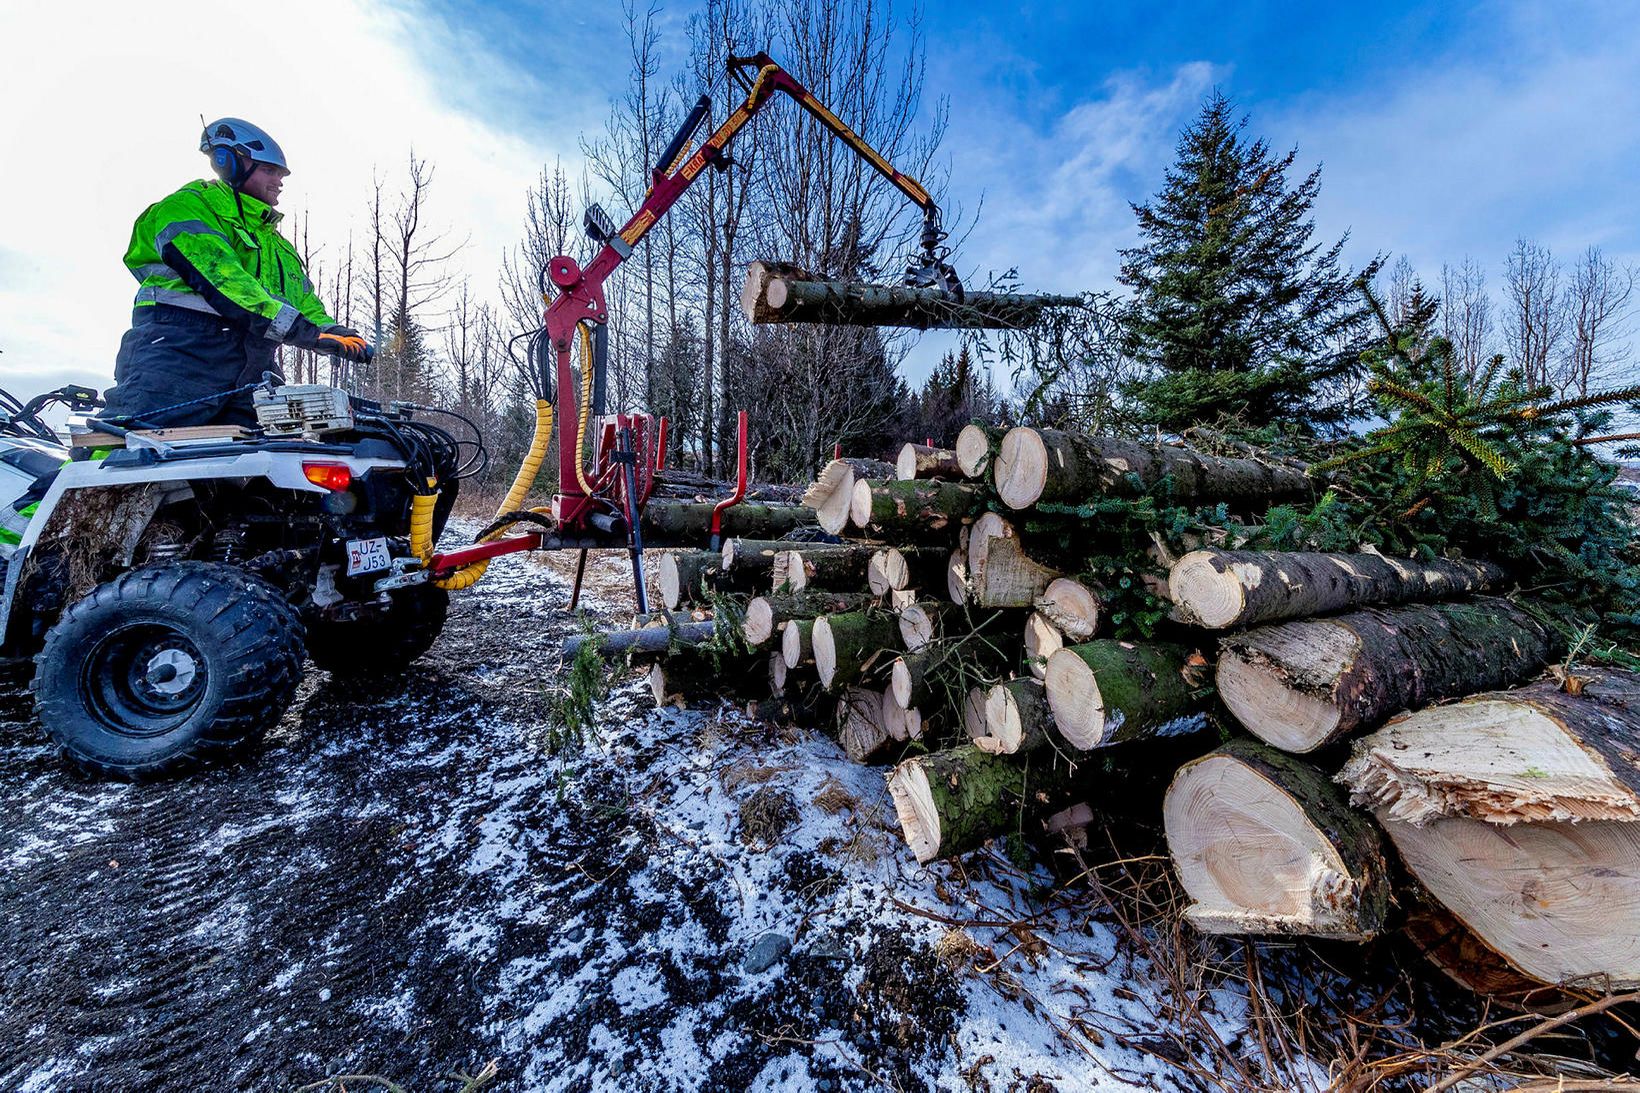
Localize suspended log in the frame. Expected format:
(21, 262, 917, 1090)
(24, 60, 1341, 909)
(887, 745, 1085, 863)
(742, 590, 876, 649)
(813, 610, 902, 691)
(993, 427, 1313, 510)
(849, 478, 985, 539)
(1217, 597, 1556, 753)
(1034, 577, 1101, 641)
(967, 512, 1062, 608)
(1381, 811, 1640, 989)
(895, 442, 965, 482)
(838, 687, 895, 764)
(740, 259, 811, 324)
(895, 600, 949, 651)
(1169, 548, 1504, 630)
(659, 551, 724, 610)
(1023, 611, 1063, 681)
(1337, 670, 1640, 826)
(801, 457, 893, 535)
(563, 619, 718, 662)
(641, 500, 815, 545)
(955, 424, 1004, 479)
(778, 544, 875, 593)
(976, 678, 1054, 754)
(782, 618, 815, 668)
(867, 546, 951, 597)
(1043, 640, 1210, 750)
(1164, 738, 1392, 940)
(743, 269, 1082, 330)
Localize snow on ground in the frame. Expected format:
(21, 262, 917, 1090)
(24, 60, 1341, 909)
(0, 526, 1269, 1091)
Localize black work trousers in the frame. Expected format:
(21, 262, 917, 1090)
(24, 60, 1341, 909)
(105, 305, 281, 428)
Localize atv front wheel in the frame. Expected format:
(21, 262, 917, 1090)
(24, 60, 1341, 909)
(304, 582, 448, 677)
(32, 562, 305, 779)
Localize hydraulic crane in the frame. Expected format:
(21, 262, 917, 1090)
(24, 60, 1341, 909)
(412, 53, 963, 609)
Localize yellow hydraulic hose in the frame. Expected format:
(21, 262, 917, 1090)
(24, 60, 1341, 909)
(408, 398, 554, 590)
(572, 322, 596, 498)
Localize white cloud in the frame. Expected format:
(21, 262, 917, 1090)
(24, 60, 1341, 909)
(0, 0, 581, 397)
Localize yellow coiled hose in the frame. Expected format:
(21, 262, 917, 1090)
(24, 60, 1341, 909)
(408, 398, 554, 590)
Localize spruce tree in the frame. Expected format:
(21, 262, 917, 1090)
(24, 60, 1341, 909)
(1120, 92, 1381, 433)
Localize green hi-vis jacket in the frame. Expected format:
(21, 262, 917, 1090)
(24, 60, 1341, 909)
(123, 179, 336, 342)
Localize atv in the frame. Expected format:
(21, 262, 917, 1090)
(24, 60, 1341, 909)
(1, 381, 475, 779)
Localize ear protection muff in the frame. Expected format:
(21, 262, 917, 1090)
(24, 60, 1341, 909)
(210, 144, 252, 187)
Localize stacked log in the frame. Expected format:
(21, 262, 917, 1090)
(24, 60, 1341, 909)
(588, 424, 1632, 1003)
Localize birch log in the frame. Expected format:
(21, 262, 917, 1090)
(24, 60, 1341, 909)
(1164, 738, 1391, 940)
(993, 427, 1313, 510)
(1336, 670, 1640, 825)
(1043, 640, 1211, 750)
(1169, 548, 1504, 629)
(1216, 597, 1556, 753)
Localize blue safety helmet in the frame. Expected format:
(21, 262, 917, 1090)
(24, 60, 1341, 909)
(199, 118, 288, 188)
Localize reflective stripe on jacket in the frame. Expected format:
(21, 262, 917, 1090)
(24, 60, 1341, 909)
(123, 179, 335, 342)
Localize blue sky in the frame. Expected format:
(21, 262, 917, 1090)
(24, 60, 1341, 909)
(2, 0, 1636, 394)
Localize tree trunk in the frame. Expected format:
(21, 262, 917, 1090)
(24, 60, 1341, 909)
(1023, 611, 1063, 681)
(1043, 640, 1210, 750)
(1337, 669, 1640, 826)
(993, 427, 1314, 510)
(740, 260, 809, 324)
(1401, 900, 1581, 1013)
(967, 512, 1062, 608)
(642, 500, 815, 545)
(769, 543, 851, 591)
(838, 687, 895, 763)
(743, 270, 1081, 330)
(895, 600, 949, 651)
(887, 745, 1086, 863)
(1035, 577, 1102, 641)
(782, 618, 815, 668)
(742, 591, 876, 648)
(1217, 597, 1556, 753)
(722, 537, 805, 577)
(849, 478, 985, 539)
(800, 457, 895, 535)
(1169, 548, 1504, 629)
(813, 610, 902, 691)
(563, 619, 718, 662)
(1380, 810, 1640, 989)
(976, 678, 1054, 754)
(955, 424, 1003, 478)
(867, 547, 951, 597)
(1164, 738, 1391, 940)
(659, 551, 724, 609)
(895, 443, 965, 481)
(779, 545, 875, 593)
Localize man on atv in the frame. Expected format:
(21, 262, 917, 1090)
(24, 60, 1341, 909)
(104, 118, 370, 428)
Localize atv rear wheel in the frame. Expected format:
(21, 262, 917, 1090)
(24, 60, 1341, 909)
(305, 582, 448, 677)
(32, 562, 305, 779)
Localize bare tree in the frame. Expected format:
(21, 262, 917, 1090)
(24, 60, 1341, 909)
(1561, 246, 1635, 397)
(1440, 257, 1493, 384)
(1504, 239, 1565, 392)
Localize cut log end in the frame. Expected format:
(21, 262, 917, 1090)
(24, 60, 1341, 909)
(782, 618, 812, 668)
(1042, 648, 1109, 750)
(803, 461, 858, 536)
(743, 597, 777, 647)
(946, 547, 969, 605)
(1036, 577, 1100, 641)
(1216, 647, 1341, 754)
(1166, 751, 1383, 940)
(1023, 612, 1063, 680)
(994, 425, 1049, 510)
(1168, 550, 1247, 629)
(954, 424, 995, 478)
(887, 761, 941, 864)
(812, 616, 838, 687)
(897, 602, 942, 651)
(868, 549, 908, 597)
(659, 554, 684, 611)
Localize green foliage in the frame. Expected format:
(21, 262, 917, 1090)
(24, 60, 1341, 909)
(1119, 91, 1382, 433)
(546, 624, 609, 753)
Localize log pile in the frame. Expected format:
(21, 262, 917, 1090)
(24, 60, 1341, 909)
(583, 424, 1639, 1002)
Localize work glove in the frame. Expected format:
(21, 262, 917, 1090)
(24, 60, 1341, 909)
(290, 319, 371, 362)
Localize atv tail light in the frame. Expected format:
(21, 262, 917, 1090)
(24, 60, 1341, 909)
(302, 463, 352, 491)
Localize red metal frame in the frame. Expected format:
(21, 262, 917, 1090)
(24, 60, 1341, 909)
(543, 52, 940, 535)
(710, 410, 749, 548)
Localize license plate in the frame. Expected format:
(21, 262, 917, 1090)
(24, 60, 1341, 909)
(345, 536, 391, 577)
